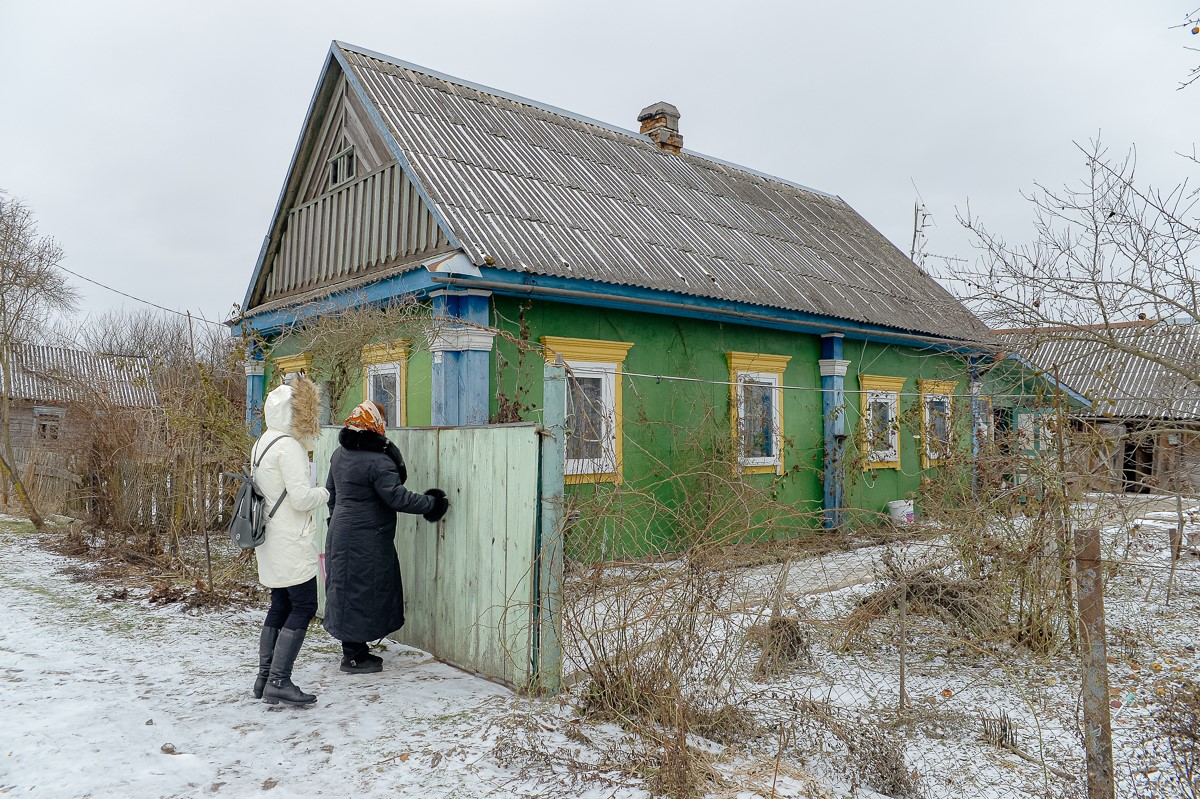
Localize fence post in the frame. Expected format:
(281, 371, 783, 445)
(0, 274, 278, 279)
(535, 357, 567, 695)
(1075, 526, 1115, 799)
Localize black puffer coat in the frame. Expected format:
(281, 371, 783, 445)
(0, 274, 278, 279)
(322, 428, 436, 643)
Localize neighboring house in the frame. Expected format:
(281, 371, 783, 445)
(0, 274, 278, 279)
(3, 343, 158, 449)
(235, 41, 993, 541)
(0, 343, 158, 494)
(997, 321, 1200, 493)
(974, 350, 1091, 493)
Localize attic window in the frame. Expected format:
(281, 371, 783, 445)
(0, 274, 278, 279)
(329, 147, 356, 189)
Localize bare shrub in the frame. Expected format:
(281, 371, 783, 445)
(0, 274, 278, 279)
(52, 309, 252, 593)
(275, 297, 433, 421)
(748, 616, 812, 677)
(564, 412, 822, 798)
(837, 552, 1000, 652)
(1129, 677, 1200, 799)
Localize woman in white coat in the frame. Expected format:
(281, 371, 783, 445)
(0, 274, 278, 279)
(251, 375, 329, 706)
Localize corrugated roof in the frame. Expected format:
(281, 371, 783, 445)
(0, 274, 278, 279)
(997, 322, 1200, 419)
(4, 344, 158, 407)
(328, 43, 989, 342)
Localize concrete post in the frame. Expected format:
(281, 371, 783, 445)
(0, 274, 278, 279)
(1076, 526, 1115, 799)
(819, 334, 850, 530)
(535, 357, 566, 695)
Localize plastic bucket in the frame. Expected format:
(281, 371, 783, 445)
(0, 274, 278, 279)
(886, 499, 914, 525)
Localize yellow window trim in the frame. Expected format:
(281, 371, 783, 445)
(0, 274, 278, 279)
(361, 340, 411, 427)
(860, 374, 906, 470)
(273, 352, 313, 375)
(727, 351, 791, 476)
(727, 351, 791, 376)
(540, 336, 633, 484)
(541, 336, 634, 364)
(362, 340, 410, 366)
(918, 379, 958, 469)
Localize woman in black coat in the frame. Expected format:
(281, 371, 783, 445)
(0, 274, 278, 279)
(322, 400, 449, 674)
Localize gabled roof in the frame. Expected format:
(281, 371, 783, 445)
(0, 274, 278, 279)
(245, 42, 989, 343)
(996, 321, 1200, 419)
(4, 344, 158, 407)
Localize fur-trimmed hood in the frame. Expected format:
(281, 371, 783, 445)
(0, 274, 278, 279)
(338, 426, 408, 484)
(263, 375, 322, 450)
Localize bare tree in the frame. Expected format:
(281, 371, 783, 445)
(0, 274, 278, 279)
(75, 308, 247, 562)
(950, 139, 1200, 588)
(0, 193, 80, 528)
(953, 139, 1199, 381)
(1175, 7, 1200, 89)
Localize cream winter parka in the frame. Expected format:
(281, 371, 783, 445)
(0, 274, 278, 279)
(253, 381, 329, 588)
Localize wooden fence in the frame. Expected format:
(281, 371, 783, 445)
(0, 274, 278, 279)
(313, 422, 548, 691)
(2, 446, 234, 532)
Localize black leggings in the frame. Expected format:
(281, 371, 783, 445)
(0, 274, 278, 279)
(263, 577, 318, 631)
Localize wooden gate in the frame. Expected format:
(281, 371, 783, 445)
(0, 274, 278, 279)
(313, 422, 552, 691)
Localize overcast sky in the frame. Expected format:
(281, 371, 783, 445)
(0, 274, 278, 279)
(1, 1, 1196, 336)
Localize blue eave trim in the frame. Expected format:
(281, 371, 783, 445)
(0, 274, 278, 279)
(330, 45, 464, 252)
(234, 261, 987, 355)
(467, 267, 984, 353)
(232, 267, 441, 336)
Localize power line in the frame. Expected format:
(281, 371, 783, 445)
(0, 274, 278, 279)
(55, 263, 226, 328)
(612, 367, 1185, 401)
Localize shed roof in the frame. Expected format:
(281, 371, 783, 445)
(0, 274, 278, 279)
(996, 322, 1200, 419)
(246, 43, 990, 343)
(4, 344, 158, 407)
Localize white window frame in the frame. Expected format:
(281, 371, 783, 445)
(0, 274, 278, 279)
(564, 360, 618, 479)
(735, 370, 782, 470)
(365, 362, 404, 429)
(865, 390, 900, 465)
(923, 393, 953, 463)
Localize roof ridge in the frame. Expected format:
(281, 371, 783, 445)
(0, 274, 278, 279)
(333, 41, 838, 200)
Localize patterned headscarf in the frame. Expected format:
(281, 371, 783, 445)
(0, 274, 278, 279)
(344, 400, 386, 435)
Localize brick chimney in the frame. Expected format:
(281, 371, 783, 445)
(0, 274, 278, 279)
(637, 102, 682, 154)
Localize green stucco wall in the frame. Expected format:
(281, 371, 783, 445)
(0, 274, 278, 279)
(490, 297, 975, 556)
(259, 295, 978, 559)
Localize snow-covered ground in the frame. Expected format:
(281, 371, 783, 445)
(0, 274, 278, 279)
(3, 498, 1199, 799)
(0, 520, 641, 799)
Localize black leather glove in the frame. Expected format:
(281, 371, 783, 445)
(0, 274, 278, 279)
(383, 440, 408, 484)
(423, 488, 449, 523)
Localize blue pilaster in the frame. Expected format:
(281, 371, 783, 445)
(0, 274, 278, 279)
(969, 358, 984, 495)
(430, 289, 494, 426)
(245, 348, 265, 437)
(819, 334, 850, 530)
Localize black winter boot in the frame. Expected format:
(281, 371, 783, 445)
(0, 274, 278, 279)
(340, 641, 383, 674)
(253, 625, 281, 699)
(262, 627, 317, 706)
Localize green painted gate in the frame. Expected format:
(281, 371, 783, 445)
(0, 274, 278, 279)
(312, 420, 561, 692)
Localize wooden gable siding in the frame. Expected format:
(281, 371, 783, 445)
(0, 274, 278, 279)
(264, 163, 449, 300)
(297, 76, 391, 204)
(262, 74, 450, 302)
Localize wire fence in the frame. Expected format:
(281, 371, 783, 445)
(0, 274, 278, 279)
(548, 365, 1200, 799)
(557, 490, 1197, 798)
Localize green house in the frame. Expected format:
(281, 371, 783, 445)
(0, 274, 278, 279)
(235, 42, 993, 547)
